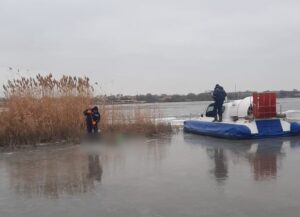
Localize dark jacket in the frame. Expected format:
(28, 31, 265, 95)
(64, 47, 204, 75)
(213, 86, 227, 102)
(92, 107, 101, 123)
(83, 109, 93, 124)
(92, 111, 101, 123)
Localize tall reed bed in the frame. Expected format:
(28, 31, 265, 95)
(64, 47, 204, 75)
(0, 74, 93, 147)
(0, 74, 171, 147)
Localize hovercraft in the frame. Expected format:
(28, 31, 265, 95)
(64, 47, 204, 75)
(184, 93, 300, 139)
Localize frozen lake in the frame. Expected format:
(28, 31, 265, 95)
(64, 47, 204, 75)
(1, 98, 300, 217)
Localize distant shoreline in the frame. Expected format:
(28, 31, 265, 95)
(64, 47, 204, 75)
(94, 90, 300, 104)
(1, 90, 300, 106)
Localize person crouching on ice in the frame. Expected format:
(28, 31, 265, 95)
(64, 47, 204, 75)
(92, 106, 101, 133)
(212, 84, 227, 122)
(83, 106, 94, 133)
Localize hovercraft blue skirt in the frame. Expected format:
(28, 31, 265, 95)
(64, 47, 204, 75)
(184, 119, 300, 140)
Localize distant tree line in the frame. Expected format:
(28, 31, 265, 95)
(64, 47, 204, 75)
(1, 90, 300, 105)
(95, 90, 300, 104)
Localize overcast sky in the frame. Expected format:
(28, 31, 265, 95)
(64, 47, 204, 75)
(0, 0, 299, 95)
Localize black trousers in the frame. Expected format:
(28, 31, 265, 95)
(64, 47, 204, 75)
(87, 123, 93, 133)
(213, 101, 224, 119)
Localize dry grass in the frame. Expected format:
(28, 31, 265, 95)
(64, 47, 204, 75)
(100, 102, 172, 136)
(0, 74, 171, 147)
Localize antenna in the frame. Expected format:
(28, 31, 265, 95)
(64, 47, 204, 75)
(235, 83, 237, 100)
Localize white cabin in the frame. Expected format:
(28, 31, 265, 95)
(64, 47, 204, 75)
(204, 97, 253, 122)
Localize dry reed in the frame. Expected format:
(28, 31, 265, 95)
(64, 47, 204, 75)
(99, 102, 171, 136)
(0, 74, 171, 147)
(0, 74, 93, 147)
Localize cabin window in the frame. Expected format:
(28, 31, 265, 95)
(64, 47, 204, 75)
(207, 104, 214, 113)
(248, 105, 253, 116)
(205, 103, 225, 118)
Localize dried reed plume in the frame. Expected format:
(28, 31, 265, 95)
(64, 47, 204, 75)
(0, 74, 93, 147)
(0, 74, 171, 148)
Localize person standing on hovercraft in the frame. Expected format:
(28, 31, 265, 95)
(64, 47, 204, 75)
(212, 84, 227, 122)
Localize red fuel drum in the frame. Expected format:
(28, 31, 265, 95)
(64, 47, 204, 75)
(253, 92, 277, 119)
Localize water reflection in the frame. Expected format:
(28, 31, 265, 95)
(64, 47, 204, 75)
(145, 136, 171, 168)
(7, 148, 103, 198)
(88, 154, 103, 182)
(207, 148, 228, 183)
(4, 136, 172, 199)
(3, 134, 300, 201)
(213, 148, 228, 182)
(248, 140, 283, 181)
(184, 134, 296, 182)
(289, 136, 300, 149)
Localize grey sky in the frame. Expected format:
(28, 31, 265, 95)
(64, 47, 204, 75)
(1, 0, 300, 95)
